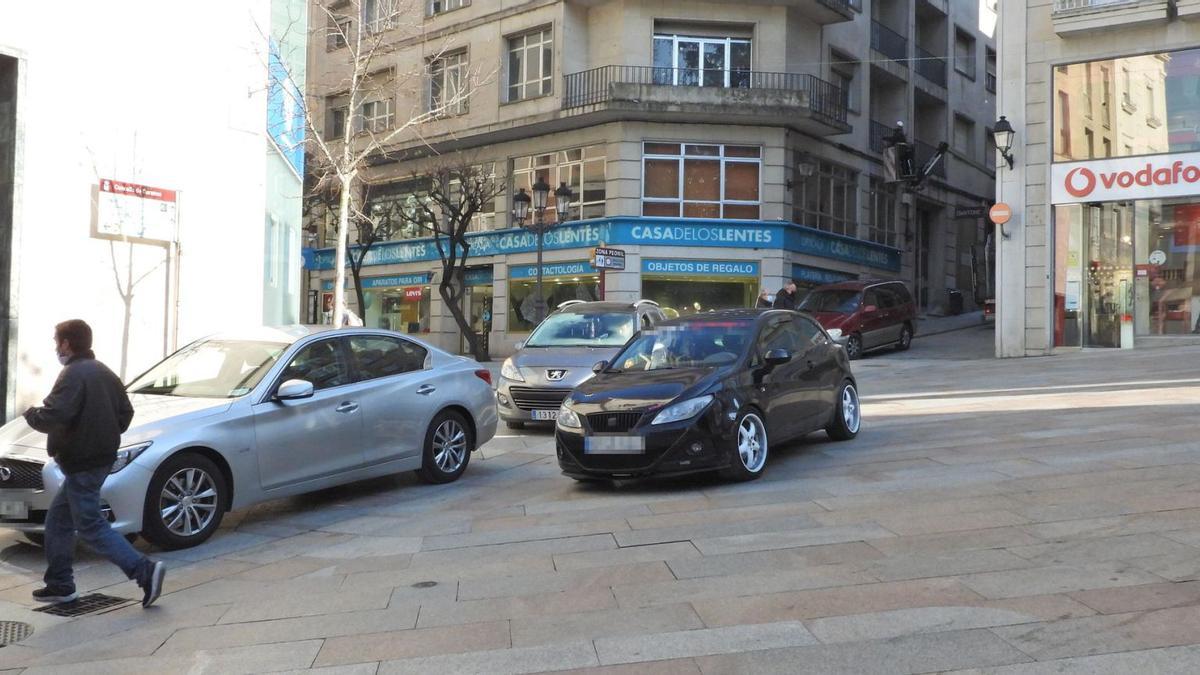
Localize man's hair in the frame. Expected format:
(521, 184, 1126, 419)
(54, 320, 93, 353)
(786, 280, 798, 288)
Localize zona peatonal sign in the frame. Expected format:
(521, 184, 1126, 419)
(1051, 151, 1200, 204)
(591, 246, 626, 270)
(305, 218, 901, 272)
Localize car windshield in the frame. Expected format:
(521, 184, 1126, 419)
(524, 312, 636, 348)
(800, 289, 862, 314)
(127, 340, 288, 398)
(609, 320, 753, 371)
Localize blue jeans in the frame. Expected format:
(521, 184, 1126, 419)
(44, 466, 148, 592)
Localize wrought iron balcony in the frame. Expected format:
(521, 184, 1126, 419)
(870, 119, 893, 153)
(914, 46, 947, 88)
(871, 20, 908, 64)
(562, 65, 849, 134)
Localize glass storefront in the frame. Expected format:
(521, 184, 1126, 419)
(508, 261, 600, 333)
(327, 274, 433, 334)
(1054, 198, 1200, 347)
(462, 267, 494, 354)
(640, 259, 758, 317)
(791, 264, 857, 301)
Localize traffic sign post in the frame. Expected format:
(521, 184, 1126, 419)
(591, 246, 625, 301)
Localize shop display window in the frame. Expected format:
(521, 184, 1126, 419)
(641, 277, 756, 318)
(363, 286, 432, 334)
(508, 275, 599, 332)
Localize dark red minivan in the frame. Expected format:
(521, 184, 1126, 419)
(798, 280, 916, 359)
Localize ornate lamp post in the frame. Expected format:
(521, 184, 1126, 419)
(513, 179, 573, 323)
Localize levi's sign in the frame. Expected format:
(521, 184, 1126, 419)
(1051, 152, 1200, 204)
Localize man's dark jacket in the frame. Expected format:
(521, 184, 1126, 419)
(24, 352, 134, 474)
(772, 288, 798, 310)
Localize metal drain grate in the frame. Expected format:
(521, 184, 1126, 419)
(33, 593, 134, 617)
(0, 621, 33, 647)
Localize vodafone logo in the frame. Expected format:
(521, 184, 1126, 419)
(1064, 167, 1096, 198)
(1053, 152, 1200, 204)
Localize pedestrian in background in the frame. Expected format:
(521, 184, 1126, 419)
(755, 288, 773, 308)
(772, 280, 799, 310)
(23, 320, 165, 607)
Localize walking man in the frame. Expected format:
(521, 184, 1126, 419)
(23, 320, 165, 607)
(772, 280, 799, 310)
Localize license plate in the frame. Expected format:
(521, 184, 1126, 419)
(0, 501, 28, 519)
(585, 435, 646, 454)
(531, 409, 558, 421)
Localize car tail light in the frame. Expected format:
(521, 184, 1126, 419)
(474, 369, 492, 386)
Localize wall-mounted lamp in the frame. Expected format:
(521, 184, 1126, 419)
(991, 116, 1015, 170)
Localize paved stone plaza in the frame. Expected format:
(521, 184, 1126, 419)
(2, 328, 1200, 673)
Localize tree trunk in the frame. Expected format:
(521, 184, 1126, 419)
(439, 276, 486, 362)
(350, 254, 367, 327)
(332, 173, 353, 327)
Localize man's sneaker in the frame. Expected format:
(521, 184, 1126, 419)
(140, 560, 165, 608)
(32, 586, 78, 604)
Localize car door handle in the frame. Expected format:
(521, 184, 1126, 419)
(335, 401, 359, 414)
(416, 384, 436, 395)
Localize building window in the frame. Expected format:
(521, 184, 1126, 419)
(652, 34, 752, 88)
(1100, 66, 1111, 127)
(954, 115, 975, 160)
(1058, 91, 1071, 156)
(429, 50, 469, 116)
(327, 16, 350, 51)
(325, 102, 348, 139)
(642, 143, 760, 220)
(362, 0, 399, 34)
(830, 50, 859, 113)
(1083, 62, 1093, 119)
(954, 29, 976, 80)
(1122, 67, 1134, 110)
(1147, 79, 1161, 127)
(794, 156, 858, 237)
(507, 28, 553, 102)
(985, 48, 996, 93)
(512, 145, 606, 222)
(867, 177, 898, 248)
(1103, 137, 1112, 157)
(428, 0, 468, 15)
(361, 99, 394, 133)
(1084, 128, 1095, 158)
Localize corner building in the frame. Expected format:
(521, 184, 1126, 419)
(998, 0, 1200, 355)
(306, 0, 996, 356)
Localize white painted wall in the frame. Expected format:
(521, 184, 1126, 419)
(0, 2, 282, 414)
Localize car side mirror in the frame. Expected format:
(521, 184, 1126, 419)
(276, 379, 314, 401)
(764, 348, 792, 366)
(592, 360, 608, 374)
(514, 340, 525, 350)
(863, 304, 878, 314)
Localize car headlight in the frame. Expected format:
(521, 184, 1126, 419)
(110, 441, 152, 474)
(557, 402, 581, 429)
(500, 358, 525, 382)
(826, 328, 844, 340)
(652, 395, 714, 425)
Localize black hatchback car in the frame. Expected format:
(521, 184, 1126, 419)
(555, 309, 860, 482)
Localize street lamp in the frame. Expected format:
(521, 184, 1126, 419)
(513, 179, 573, 324)
(991, 115, 1015, 170)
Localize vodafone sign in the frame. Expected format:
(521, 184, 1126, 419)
(1051, 152, 1200, 204)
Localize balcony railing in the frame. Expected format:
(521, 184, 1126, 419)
(914, 46, 947, 87)
(870, 119, 892, 153)
(1053, 0, 1139, 11)
(871, 20, 908, 63)
(562, 65, 848, 126)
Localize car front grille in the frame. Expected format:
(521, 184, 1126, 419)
(508, 386, 572, 411)
(586, 411, 644, 433)
(0, 459, 43, 490)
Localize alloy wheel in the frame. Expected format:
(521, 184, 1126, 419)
(433, 419, 467, 473)
(159, 467, 218, 537)
(841, 384, 861, 434)
(737, 414, 768, 473)
(846, 335, 862, 359)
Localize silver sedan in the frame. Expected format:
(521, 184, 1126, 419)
(0, 326, 497, 550)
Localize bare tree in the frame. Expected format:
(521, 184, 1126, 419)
(288, 0, 486, 328)
(391, 159, 503, 361)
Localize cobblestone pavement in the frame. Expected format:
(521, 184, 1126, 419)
(2, 339, 1200, 673)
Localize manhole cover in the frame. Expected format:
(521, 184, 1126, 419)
(411, 581, 438, 588)
(0, 621, 32, 647)
(33, 593, 134, 617)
